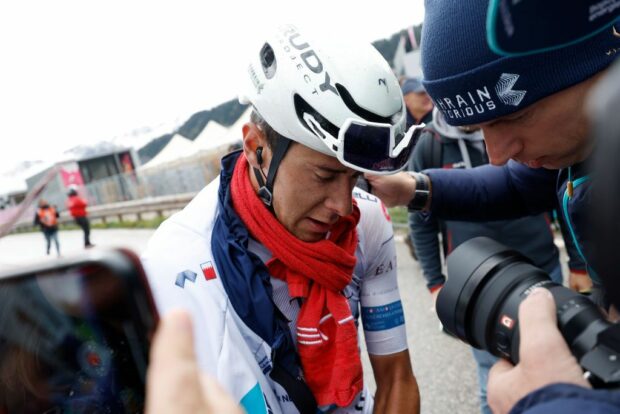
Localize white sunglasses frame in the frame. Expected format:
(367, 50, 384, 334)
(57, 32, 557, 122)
(335, 117, 426, 175)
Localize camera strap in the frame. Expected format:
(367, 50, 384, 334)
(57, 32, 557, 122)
(269, 361, 318, 414)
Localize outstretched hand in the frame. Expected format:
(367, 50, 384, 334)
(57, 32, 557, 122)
(364, 172, 416, 208)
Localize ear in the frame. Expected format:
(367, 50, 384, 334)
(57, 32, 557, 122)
(242, 122, 271, 170)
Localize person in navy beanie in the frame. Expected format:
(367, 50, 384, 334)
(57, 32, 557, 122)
(421, 1, 618, 133)
(365, 1, 620, 413)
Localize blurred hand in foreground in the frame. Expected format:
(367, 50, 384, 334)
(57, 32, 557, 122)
(146, 310, 243, 414)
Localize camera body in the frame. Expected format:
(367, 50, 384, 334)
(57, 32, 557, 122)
(437, 237, 620, 388)
(0, 248, 158, 413)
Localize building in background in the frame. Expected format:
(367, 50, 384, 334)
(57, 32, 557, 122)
(393, 24, 423, 79)
(24, 148, 141, 210)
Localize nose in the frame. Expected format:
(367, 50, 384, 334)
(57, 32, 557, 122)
(324, 179, 354, 217)
(482, 126, 523, 166)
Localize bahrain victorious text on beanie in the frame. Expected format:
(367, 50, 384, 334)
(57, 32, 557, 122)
(421, 0, 620, 126)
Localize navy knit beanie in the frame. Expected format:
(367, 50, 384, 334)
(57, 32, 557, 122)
(421, 0, 620, 126)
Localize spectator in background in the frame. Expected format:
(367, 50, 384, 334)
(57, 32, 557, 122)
(66, 185, 94, 248)
(34, 199, 60, 257)
(402, 77, 434, 260)
(401, 76, 434, 128)
(409, 108, 565, 414)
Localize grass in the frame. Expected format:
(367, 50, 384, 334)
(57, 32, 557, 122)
(89, 216, 167, 229)
(16, 216, 168, 234)
(388, 206, 408, 225)
(16, 208, 408, 235)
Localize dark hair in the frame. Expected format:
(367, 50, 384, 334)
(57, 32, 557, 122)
(250, 110, 283, 149)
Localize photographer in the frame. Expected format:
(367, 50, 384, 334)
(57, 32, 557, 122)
(486, 43, 620, 414)
(366, 0, 619, 412)
(368, 0, 616, 299)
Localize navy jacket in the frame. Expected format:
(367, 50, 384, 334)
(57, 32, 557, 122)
(426, 159, 597, 281)
(511, 383, 620, 414)
(410, 127, 560, 290)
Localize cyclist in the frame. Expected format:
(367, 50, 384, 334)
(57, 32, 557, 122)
(142, 25, 424, 414)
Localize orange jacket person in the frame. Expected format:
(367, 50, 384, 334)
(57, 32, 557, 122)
(33, 199, 61, 256)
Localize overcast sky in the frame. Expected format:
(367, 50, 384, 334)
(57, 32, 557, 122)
(0, 0, 424, 172)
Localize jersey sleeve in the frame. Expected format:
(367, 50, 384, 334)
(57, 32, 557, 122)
(354, 189, 408, 356)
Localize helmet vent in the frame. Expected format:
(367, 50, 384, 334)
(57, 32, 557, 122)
(294, 94, 339, 139)
(335, 83, 395, 124)
(306, 118, 326, 139)
(260, 43, 277, 79)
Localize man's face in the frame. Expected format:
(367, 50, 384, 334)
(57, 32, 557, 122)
(473, 78, 596, 169)
(404, 91, 434, 119)
(271, 143, 360, 242)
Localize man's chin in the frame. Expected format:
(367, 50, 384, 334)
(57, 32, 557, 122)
(540, 159, 573, 170)
(521, 157, 565, 170)
(294, 229, 327, 243)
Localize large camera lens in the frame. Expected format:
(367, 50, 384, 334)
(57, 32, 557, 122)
(436, 237, 611, 364)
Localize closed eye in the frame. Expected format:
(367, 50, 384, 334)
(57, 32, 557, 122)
(315, 173, 335, 183)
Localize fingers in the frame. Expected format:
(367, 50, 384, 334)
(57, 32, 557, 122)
(487, 357, 518, 414)
(146, 311, 244, 414)
(146, 310, 204, 414)
(488, 358, 513, 379)
(517, 288, 564, 356)
(150, 310, 195, 364)
(363, 172, 415, 207)
(517, 288, 589, 387)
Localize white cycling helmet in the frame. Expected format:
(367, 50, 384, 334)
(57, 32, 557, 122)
(239, 25, 425, 175)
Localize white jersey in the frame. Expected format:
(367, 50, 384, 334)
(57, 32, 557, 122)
(142, 177, 408, 414)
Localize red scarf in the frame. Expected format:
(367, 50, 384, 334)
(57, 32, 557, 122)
(231, 154, 363, 407)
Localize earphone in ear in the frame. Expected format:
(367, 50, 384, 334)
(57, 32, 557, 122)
(256, 146, 264, 165)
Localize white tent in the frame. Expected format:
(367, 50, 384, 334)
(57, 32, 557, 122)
(194, 108, 250, 152)
(193, 121, 229, 151)
(138, 109, 251, 170)
(140, 134, 196, 170)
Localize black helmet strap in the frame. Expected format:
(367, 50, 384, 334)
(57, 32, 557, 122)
(252, 136, 292, 214)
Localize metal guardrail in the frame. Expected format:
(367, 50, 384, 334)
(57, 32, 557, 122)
(10, 192, 410, 234)
(83, 192, 197, 223)
(11, 192, 197, 233)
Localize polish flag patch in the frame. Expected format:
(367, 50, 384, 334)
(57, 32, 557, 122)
(200, 261, 217, 280)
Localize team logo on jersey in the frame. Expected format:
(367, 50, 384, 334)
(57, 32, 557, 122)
(361, 300, 405, 331)
(175, 269, 197, 288)
(200, 261, 217, 281)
